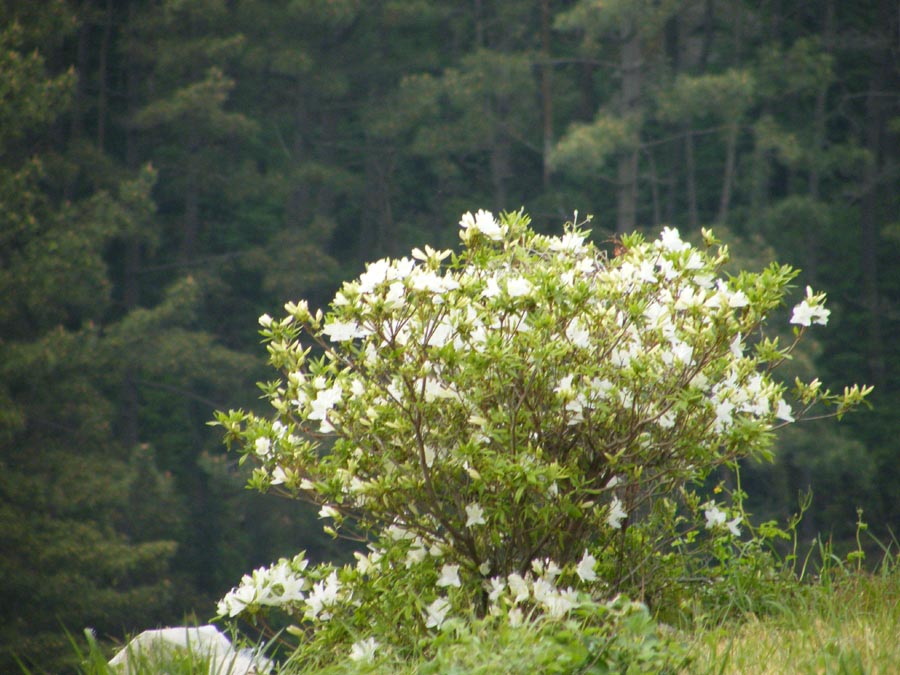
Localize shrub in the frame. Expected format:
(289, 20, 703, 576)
(213, 210, 868, 666)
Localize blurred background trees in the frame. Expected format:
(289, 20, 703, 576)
(0, 0, 897, 671)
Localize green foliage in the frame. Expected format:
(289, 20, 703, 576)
(213, 211, 866, 669)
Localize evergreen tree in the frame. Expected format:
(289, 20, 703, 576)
(0, 6, 181, 670)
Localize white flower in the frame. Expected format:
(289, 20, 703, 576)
(425, 597, 451, 629)
(318, 505, 340, 520)
(543, 587, 579, 618)
(790, 287, 830, 326)
(423, 445, 436, 468)
(713, 399, 734, 431)
(254, 437, 271, 457)
(354, 551, 377, 575)
(460, 209, 504, 240)
(487, 577, 506, 602)
(349, 637, 379, 663)
(726, 516, 742, 537)
(606, 496, 627, 530)
(507, 573, 530, 603)
(481, 276, 502, 298)
(405, 541, 428, 567)
(465, 503, 486, 527)
(531, 577, 554, 603)
(506, 276, 533, 297)
(306, 571, 341, 620)
(576, 550, 597, 582)
(218, 583, 256, 618)
(704, 504, 727, 529)
(270, 465, 287, 485)
(775, 399, 795, 422)
(308, 384, 343, 431)
(554, 374, 576, 396)
(436, 564, 461, 588)
(658, 226, 689, 252)
(565, 318, 591, 348)
(322, 319, 369, 342)
(549, 231, 586, 253)
(729, 289, 749, 308)
(508, 607, 524, 627)
(258, 313, 273, 327)
(358, 258, 391, 294)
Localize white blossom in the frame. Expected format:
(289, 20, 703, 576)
(349, 637, 379, 663)
(703, 504, 727, 529)
(606, 496, 627, 530)
(436, 564, 461, 588)
(460, 209, 504, 240)
(465, 503, 486, 527)
(424, 597, 451, 629)
(576, 550, 597, 582)
(506, 276, 533, 297)
(791, 287, 830, 326)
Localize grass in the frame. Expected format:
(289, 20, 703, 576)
(686, 566, 900, 675)
(61, 554, 900, 675)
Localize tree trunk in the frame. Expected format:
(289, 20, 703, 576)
(861, 2, 890, 390)
(685, 129, 698, 229)
(121, 0, 141, 450)
(97, 0, 113, 152)
(616, 23, 641, 234)
(716, 122, 738, 225)
(540, 0, 553, 190)
(805, 0, 834, 287)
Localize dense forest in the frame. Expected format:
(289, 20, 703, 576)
(0, 0, 897, 671)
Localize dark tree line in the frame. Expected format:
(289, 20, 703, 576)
(1, 0, 897, 671)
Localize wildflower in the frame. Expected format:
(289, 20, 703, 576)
(607, 496, 627, 530)
(322, 319, 369, 342)
(658, 226, 689, 252)
(254, 437, 271, 457)
(465, 503, 486, 527)
(775, 399, 795, 422)
(425, 597, 451, 629)
(318, 505, 340, 520)
(349, 637, 379, 663)
(790, 287, 830, 326)
(306, 571, 341, 620)
(704, 504, 727, 529)
(506, 276, 533, 297)
(436, 564, 461, 588)
(507, 573, 530, 603)
(460, 209, 503, 240)
(576, 550, 597, 582)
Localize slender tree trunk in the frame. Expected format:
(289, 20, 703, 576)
(861, 3, 889, 390)
(685, 130, 699, 229)
(121, 0, 141, 449)
(716, 122, 739, 225)
(646, 149, 661, 227)
(540, 0, 553, 189)
(64, 12, 90, 200)
(805, 0, 834, 286)
(616, 23, 641, 234)
(97, 0, 113, 152)
(180, 146, 200, 263)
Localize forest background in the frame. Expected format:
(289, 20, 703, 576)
(0, 0, 897, 672)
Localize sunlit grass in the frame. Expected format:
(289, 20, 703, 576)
(687, 566, 900, 675)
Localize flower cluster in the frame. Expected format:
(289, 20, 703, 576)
(214, 209, 869, 663)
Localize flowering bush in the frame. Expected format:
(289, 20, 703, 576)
(214, 210, 869, 664)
